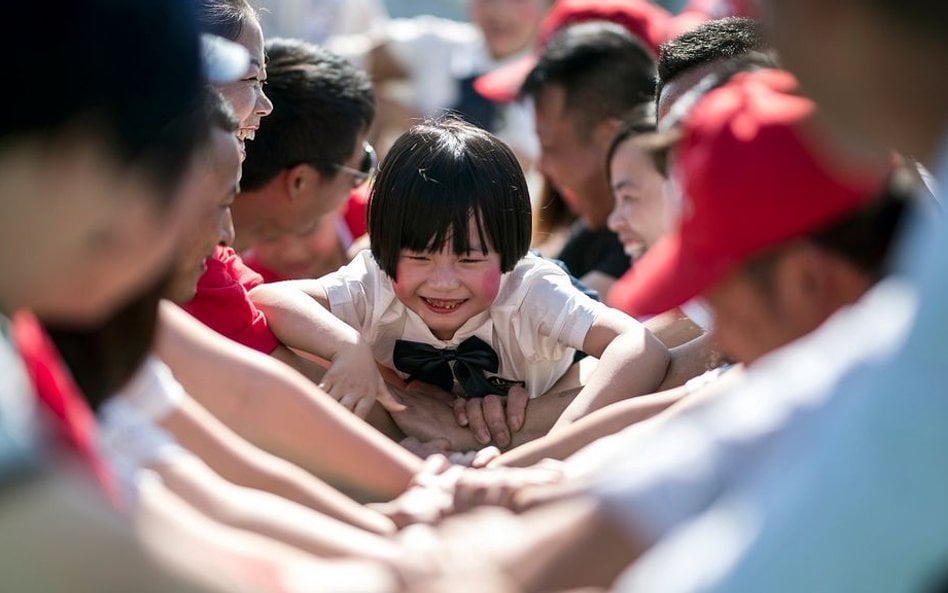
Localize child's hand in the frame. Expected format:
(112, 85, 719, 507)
(452, 385, 529, 448)
(320, 342, 406, 418)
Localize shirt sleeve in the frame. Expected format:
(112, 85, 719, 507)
(321, 250, 377, 333)
(181, 246, 281, 354)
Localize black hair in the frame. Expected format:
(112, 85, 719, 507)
(369, 118, 532, 279)
(521, 21, 657, 134)
(4, 0, 208, 201)
(196, 0, 258, 41)
(657, 17, 772, 96)
(866, 0, 948, 46)
(45, 272, 171, 412)
(605, 115, 661, 185)
(241, 38, 376, 190)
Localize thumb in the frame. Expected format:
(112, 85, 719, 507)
(377, 386, 407, 412)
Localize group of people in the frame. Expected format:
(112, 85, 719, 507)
(1, 0, 946, 591)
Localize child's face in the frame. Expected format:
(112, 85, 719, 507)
(392, 221, 503, 341)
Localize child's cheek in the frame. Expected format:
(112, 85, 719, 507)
(480, 267, 502, 302)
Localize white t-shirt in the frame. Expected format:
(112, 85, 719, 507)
(613, 135, 948, 593)
(97, 356, 186, 506)
(323, 250, 606, 398)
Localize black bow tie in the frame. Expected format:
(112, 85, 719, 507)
(392, 335, 508, 398)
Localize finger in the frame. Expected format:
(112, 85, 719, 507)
(453, 398, 469, 427)
(338, 392, 361, 412)
(352, 396, 376, 419)
(465, 399, 491, 445)
(376, 386, 407, 413)
(482, 395, 510, 448)
(471, 446, 501, 469)
(506, 386, 529, 432)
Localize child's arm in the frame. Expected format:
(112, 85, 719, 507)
(248, 280, 405, 418)
(551, 307, 670, 430)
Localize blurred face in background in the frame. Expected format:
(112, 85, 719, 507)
(607, 137, 672, 257)
(470, 0, 548, 60)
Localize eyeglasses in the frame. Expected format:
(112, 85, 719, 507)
(333, 142, 377, 188)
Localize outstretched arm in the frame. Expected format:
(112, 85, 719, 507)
(249, 280, 404, 418)
(552, 308, 670, 430)
(156, 301, 422, 502)
(161, 389, 395, 534)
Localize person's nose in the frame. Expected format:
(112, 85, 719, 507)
(427, 261, 461, 289)
(607, 202, 626, 234)
(255, 86, 273, 116)
(219, 208, 236, 246)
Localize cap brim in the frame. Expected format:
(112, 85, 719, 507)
(474, 54, 538, 103)
(608, 233, 732, 317)
(201, 34, 250, 85)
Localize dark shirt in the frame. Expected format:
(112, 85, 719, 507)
(556, 222, 632, 280)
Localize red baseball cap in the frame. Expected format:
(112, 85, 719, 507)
(608, 69, 888, 317)
(474, 0, 670, 102)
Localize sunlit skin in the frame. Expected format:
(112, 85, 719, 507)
(249, 212, 347, 280)
(606, 138, 672, 257)
(166, 128, 241, 303)
(470, 0, 547, 60)
(534, 84, 616, 229)
(216, 17, 273, 160)
(0, 135, 208, 324)
(392, 219, 503, 341)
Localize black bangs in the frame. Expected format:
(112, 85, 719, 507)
(369, 119, 532, 279)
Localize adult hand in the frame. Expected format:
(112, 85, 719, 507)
(453, 385, 529, 448)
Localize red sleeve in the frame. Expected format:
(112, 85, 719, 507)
(12, 311, 119, 505)
(180, 246, 281, 354)
(239, 250, 287, 284)
(342, 185, 370, 240)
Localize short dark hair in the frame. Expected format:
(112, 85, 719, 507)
(240, 38, 376, 190)
(5, 0, 207, 201)
(197, 0, 258, 41)
(369, 118, 532, 279)
(521, 21, 657, 132)
(657, 17, 772, 96)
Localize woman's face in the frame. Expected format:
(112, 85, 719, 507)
(216, 16, 273, 160)
(606, 138, 672, 257)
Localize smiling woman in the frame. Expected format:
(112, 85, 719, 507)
(198, 0, 274, 161)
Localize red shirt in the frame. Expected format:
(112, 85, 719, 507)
(181, 246, 281, 354)
(12, 311, 120, 505)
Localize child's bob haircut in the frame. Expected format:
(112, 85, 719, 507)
(369, 118, 532, 279)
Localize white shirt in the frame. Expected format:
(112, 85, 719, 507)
(0, 316, 40, 472)
(614, 132, 948, 593)
(97, 356, 186, 506)
(586, 277, 916, 541)
(323, 250, 606, 398)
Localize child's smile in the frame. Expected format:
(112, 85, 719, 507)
(393, 232, 503, 341)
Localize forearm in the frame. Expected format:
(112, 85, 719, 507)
(491, 387, 685, 468)
(162, 394, 395, 534)
(553, 332, 670, 429)
(154, 455, 401, 564)
(157, 302, 422, 500)
(248, 283, 358, 362)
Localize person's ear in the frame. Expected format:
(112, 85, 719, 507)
(595, 117, 625, 150)
(774, 241, 832, 330)
(284, 164, 323, 202)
